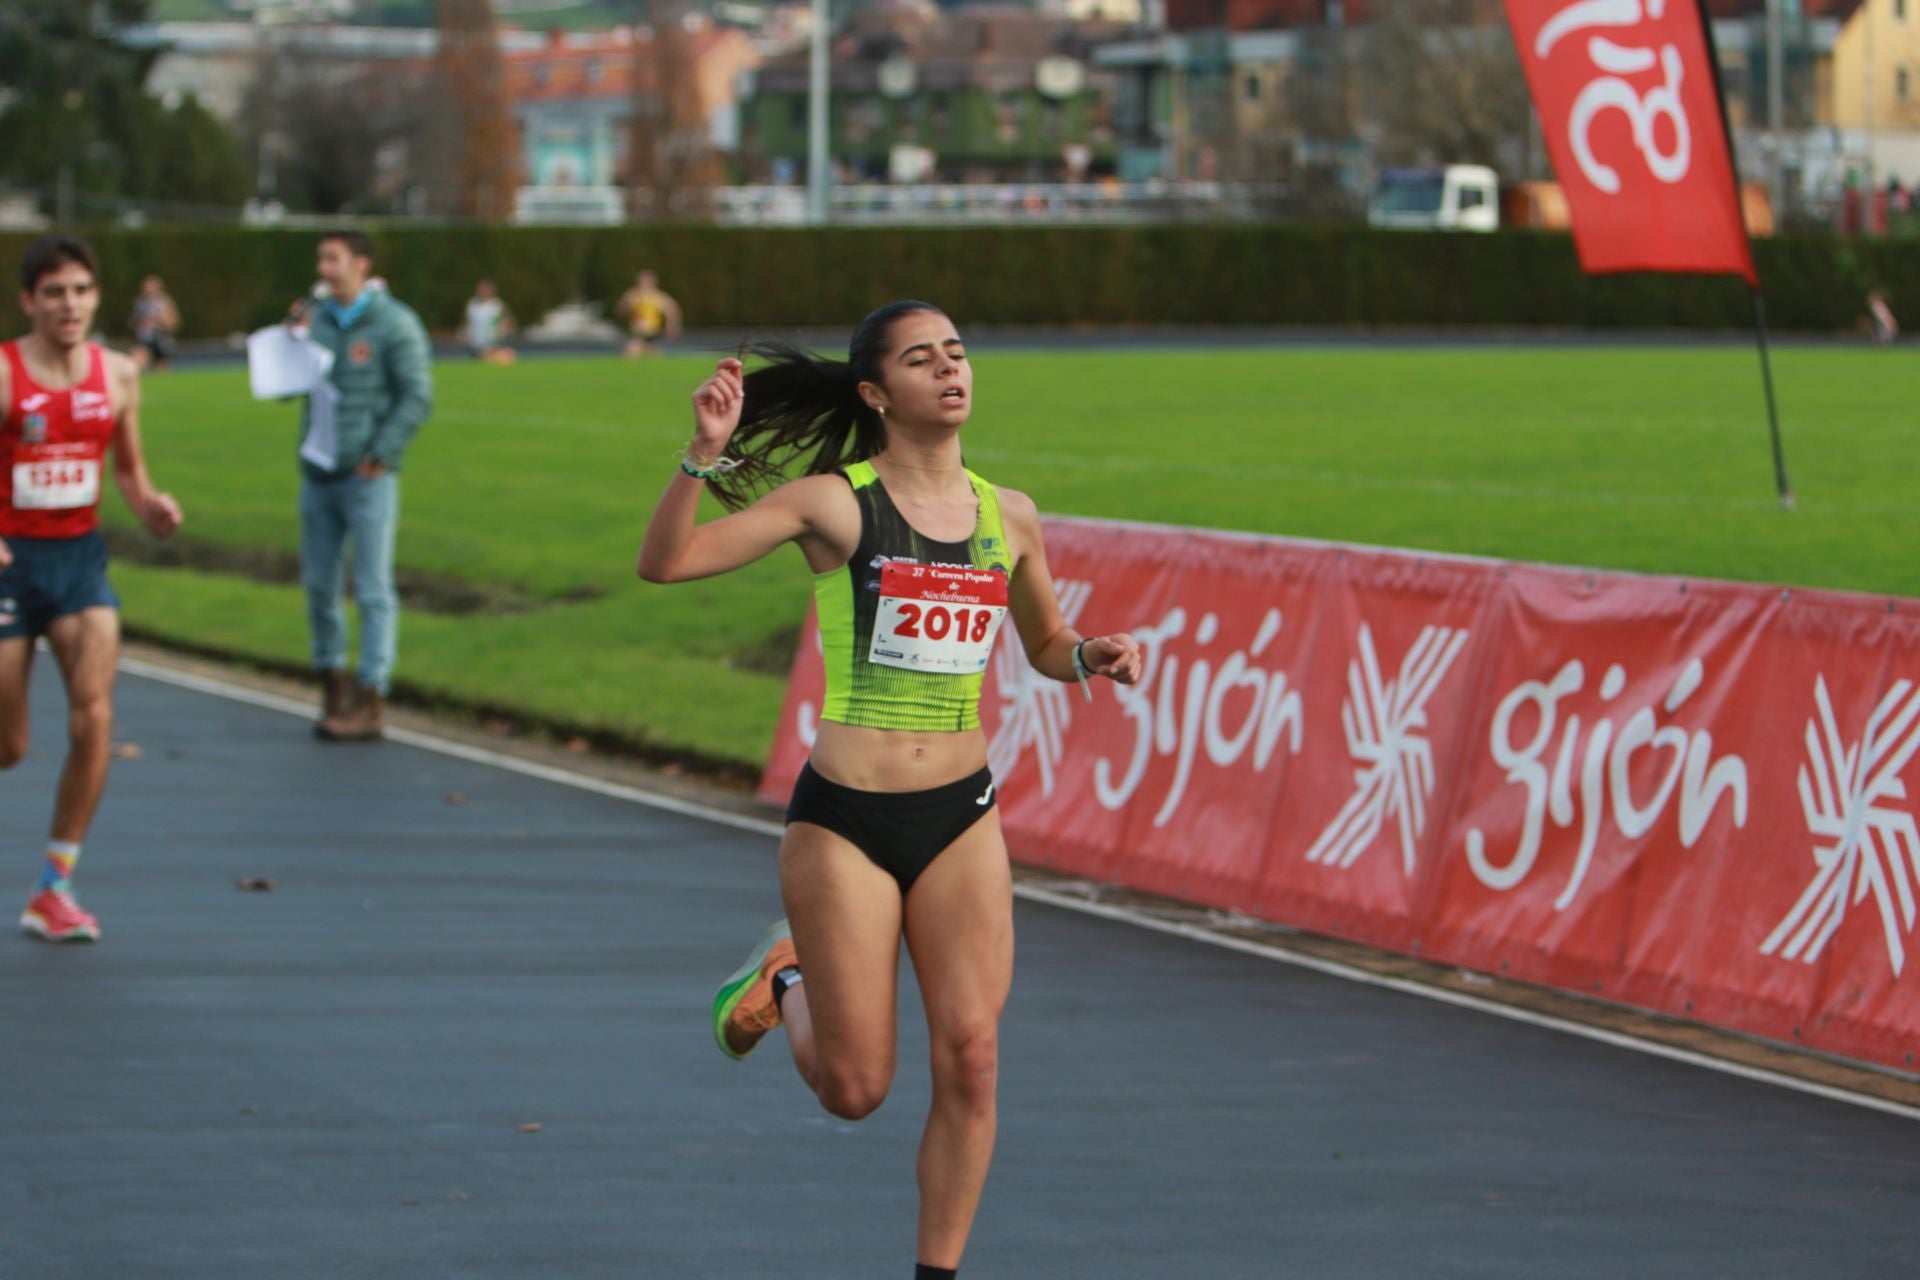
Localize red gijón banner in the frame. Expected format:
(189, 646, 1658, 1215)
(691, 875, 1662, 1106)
(764, 518, 1920, 1072)
(1503, 0, 1756, 283)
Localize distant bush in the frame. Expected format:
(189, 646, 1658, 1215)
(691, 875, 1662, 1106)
(0, 223, 1911, 342)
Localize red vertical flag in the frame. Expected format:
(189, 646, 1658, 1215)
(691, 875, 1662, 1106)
(1504, 0, 1756, 283)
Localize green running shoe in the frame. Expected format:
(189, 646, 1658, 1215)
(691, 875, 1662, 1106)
(712, 919, 796, 1061)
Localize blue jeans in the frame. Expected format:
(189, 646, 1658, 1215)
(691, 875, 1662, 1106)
(299, 471, 399, 695)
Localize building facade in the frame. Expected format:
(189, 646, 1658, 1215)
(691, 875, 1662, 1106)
(744, 3, 1128, 183)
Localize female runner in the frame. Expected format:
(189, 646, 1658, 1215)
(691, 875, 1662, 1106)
(637, 302, 1142, 1279)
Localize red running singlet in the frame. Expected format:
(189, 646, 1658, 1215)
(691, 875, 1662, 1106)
(0, 341, 114, 540)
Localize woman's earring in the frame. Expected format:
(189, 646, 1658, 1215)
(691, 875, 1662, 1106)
(876, 405, 887, 418)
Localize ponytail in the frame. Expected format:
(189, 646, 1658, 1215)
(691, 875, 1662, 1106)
(703, 342, 880, 511)
(704, 300, 943, 512)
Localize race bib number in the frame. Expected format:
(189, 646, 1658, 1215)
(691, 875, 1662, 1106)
(868, 562, 1009, 674)
(12, 457, 100, 510)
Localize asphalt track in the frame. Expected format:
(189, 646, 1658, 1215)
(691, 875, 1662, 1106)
(3, 661, 1917, 1279)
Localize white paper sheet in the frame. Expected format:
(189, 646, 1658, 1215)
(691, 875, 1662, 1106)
(246, 325, 334, 400)
(299, 381, 341, 471)
(249, 324, 341, 470)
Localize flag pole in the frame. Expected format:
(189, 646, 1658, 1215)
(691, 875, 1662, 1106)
(1751, 287, 1793, 509)
(1698, 0, 1794, 509)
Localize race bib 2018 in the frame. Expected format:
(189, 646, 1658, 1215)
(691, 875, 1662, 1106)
(868, 561, 1009, 674)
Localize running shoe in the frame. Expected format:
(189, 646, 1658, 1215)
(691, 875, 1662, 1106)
(712, 919, 796, 1061)
(20, 888, 101, 943)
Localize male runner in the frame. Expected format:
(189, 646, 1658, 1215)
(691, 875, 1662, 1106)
(2, 235, 183, 942)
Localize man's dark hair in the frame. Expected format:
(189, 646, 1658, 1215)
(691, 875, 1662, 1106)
(20, 235, 99, 293)
(319, 228, 375, 263)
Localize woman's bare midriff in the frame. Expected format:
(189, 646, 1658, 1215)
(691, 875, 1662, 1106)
(808, 721, 989, 793)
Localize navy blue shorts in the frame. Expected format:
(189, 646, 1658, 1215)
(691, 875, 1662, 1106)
(0, 531, 120, 639)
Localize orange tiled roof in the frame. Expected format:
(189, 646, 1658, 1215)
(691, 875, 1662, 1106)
(500, 28, 740, 102)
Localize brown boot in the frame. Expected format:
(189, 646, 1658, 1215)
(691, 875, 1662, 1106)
(314, 670, 353, 738)
(317, 684, 384, 742)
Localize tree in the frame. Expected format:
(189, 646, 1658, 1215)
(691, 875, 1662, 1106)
(1280, 26, 1368, 213)
(0, 1, 251, 217)
(239, 45, 418, 215)
(627, 4, 722, 220)
(433, 0, 519, 221)
(1282, 0, 1533, 210)
(0, 0, 235, 215)
(1358, 0, 1533, 172)
(0, 1, 153, 115)
(122, 93, 253, 211)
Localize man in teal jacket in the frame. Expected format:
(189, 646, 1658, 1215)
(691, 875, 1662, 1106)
(293, 229, 432, 740)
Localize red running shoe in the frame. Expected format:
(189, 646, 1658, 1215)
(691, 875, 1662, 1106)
(21, 888, 101, 943)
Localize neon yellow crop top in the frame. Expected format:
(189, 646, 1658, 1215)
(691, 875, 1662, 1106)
(813, 461, 1012, 732)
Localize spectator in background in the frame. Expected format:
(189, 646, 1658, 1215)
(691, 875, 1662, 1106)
(617, 270, 682, 358)
(128, 275, 180, 373)
(1867, 290, 1899, 346)
(463, 279, 515, 365)
(285, 229, 433, 742)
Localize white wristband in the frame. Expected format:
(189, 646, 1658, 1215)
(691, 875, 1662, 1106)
(1071, 638, 1094, 703)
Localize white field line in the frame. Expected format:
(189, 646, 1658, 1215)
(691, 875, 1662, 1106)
(120, 656, 1920, 1125)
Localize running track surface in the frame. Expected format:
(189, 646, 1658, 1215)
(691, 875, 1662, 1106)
(2, 664, 1915, 1279)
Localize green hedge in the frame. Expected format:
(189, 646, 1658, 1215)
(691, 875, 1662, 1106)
(0, 223, 1912, 342)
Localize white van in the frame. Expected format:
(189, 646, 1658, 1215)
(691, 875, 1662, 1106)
(1367, 165, 1500, 232)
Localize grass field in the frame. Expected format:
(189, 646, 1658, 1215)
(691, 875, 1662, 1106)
(108, 344, 1915, 770)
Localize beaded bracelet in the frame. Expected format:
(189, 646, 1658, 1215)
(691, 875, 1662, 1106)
(678, 448, 743, 480)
